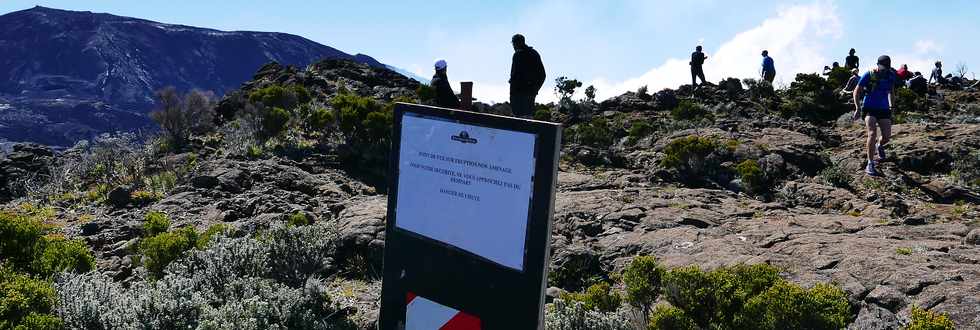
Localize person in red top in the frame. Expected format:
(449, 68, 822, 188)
(896, 64, 911, 82)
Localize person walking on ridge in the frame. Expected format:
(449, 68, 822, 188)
(430, 59, 461, 109)
(845, 48, 860, 70)
(509, 34, 546, 118)
(852, 55, 897, 176)
(760, 50, 776, 83)
(690, 45, 708, 87)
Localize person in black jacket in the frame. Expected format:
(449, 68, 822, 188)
(430, 59, 460, 109)
(509, 34, 546, 118)
(690, 45, 708, 86)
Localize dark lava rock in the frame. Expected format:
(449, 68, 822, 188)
(107, 186, 132, 208)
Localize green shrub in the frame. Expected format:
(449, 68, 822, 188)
(309, 107, 334, 131)
(533, 108, 553, 121)
(736, 159, 766, 193)
(780, 73, 849, 123)
(570, 118, 615, 147)
(249, 84, 310, 110)
(261, 107, 291, 138)
(663, 264, 785, 329)
(0, 266, 61, 330)
(561, 282, 622, 313)
(906, 306, 955, 330)
(827, 67, 853, 90)
(819, 164, 853, 189)
(287, 212, 312, 227)
(31, 237, 95, 277)
(0, 210, 47, 269)
(661, 136, 723, 181)
(671, 100, 711, 121)
(246, 144, 265, 159)
(143, 211, 171, 237)
(544, 298, 632, 330)
(0, 210, 94, 277)
(140, 227, 199, 279)
(740, 282, 849, 330)
(627, 120, 655, 145)
(622, 256, 664, 312)
(198, 224, 231, 249)
(416, 84, 436, 105)
(649, 305, 698, 330)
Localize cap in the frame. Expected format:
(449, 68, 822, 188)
(434, 59, 447, 70)
(877, 55, 891, 68)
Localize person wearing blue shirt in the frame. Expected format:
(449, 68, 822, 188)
(760, 50, 776, 83)
(852, 55, 896, 176)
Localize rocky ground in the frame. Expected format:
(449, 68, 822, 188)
(3, 60, 980, 329)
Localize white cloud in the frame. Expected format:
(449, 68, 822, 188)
(589, 2, 842, 100)
(914, 40, 942, 54)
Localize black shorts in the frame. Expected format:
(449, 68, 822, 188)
(862, 107, 891, 120)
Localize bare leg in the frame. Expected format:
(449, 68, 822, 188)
(865, 116, 879, 163)
(878, 119, 892, 146)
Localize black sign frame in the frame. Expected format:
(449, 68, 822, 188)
(379, 103, 561, 329)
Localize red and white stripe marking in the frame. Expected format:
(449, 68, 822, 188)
(406, 292, 481, 330)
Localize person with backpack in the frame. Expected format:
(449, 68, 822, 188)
(690, 45, 708, 86)
(760, 50, 776, 83)
(430, 59, 460, 109)
(852, 55, 897, 176)
(845, 48, 860, 70)
(509, 34, 546, 118)
(908, 71, 928, 96)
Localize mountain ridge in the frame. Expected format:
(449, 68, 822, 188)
(0, 6, 407, 146)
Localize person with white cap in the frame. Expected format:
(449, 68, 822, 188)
(430, 59, 460, 109)
(852, 55, 897, 176)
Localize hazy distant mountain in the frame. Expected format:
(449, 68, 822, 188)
(0, 6, 406, 146)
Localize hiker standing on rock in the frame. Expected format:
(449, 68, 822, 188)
(845, 48, 860, 70)
(509, 34, 546, 118)
(852, 55, 897, 176)
(430, 59, 461, 109)
(760, 50, 776, 83)
(690, 45, 708, 86)
(929, 61, 945, 86)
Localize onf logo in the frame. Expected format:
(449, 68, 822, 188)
(451, 131, 478, 144)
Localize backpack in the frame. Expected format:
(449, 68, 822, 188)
(866, 68, 895, 93)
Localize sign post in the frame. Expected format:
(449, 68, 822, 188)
(379, 103, 561, 329)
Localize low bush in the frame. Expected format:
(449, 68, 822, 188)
(287, 212, 312, 227)
(143, 211, 170, 237)
(561, 282, 621, 313)
(416, 84, 437, 105)
(261, 106, 291, 138)
(906, 306, 955, 330)
(140, 226, 199, 279)
(621, 256, 664, 314)
(0, 266, 61, 330)
(740, 281, 850, 329)
(780, 73, 849, 123)
(534, 108, 553, 122)
(951, 149, 980, 188)
(308, 107, 334, 131)
(31, 237, 95, 278)
(736, 159, 766, 194)
(819, 164, 853, 189)
(649, 305, 698, 330)
(56, 221, 357, 329)
(544, 299, 632, 330)
(661, 136, 724, 182)
(671, 100, 711, 121)
(249, 84, 311, 110)
(569, 118, 615, 148)
(627, 120, 655, 145)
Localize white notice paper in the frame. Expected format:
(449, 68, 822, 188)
(396, 113, 537, 271)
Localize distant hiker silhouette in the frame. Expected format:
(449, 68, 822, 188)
(509, 34, 546, 118)
(761, 50, 776, 83)
(845, 48, 859, 70)
(690, 45, 708, 86)
(430, 59, 461, 109)
(930, 61, 946, 86)
(852, 55, 897, 176)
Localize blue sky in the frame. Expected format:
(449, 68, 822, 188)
(3, 0, 979, 102)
